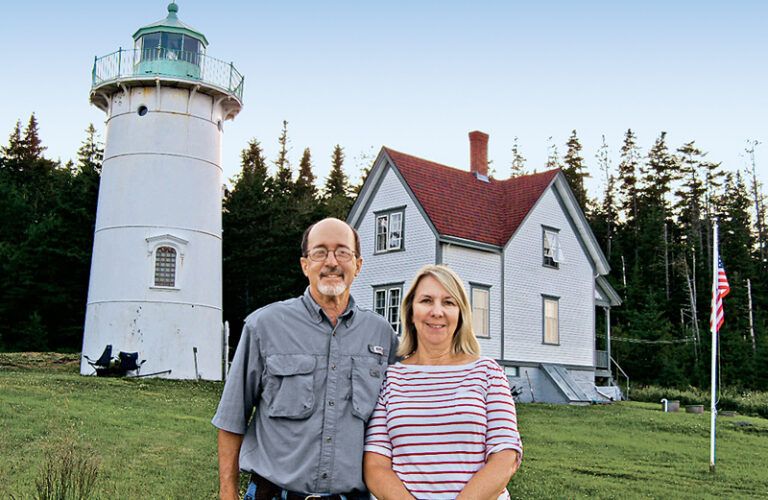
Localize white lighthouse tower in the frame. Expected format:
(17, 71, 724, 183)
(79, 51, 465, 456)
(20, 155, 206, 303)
(81, 2, 243, 380)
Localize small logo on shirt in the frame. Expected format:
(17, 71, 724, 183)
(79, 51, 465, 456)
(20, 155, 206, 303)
(369, 345, 384, 355)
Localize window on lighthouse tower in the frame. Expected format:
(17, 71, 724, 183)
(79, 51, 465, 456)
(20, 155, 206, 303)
(154, 246, 177, 287)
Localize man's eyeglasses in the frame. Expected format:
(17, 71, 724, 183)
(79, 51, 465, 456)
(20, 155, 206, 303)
(305, 247, 356, 263)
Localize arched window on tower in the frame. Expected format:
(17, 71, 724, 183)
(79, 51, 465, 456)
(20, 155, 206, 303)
(154, 246, 177, 287)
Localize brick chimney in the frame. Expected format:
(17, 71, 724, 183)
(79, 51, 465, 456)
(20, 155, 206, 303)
(469, 130, 489, 180)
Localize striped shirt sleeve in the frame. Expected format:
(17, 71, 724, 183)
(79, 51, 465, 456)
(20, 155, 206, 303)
(484, 361, 523, 464)
(364, 378, 392, 458)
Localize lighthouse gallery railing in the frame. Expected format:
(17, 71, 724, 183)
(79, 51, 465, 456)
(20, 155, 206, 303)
(92, 48, 244, 101)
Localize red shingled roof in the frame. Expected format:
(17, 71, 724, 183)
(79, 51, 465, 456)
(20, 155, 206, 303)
(384, 147, 560, 247)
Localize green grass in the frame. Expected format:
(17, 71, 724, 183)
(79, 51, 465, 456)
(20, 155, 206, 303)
(2, 353, 768, 499)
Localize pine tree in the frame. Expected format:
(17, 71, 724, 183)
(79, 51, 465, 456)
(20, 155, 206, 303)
(545, 136, 561, 170)
(222, 139, 276, 343)
(22, 114, 46, 161)
(716, 172, 759, 385)
(510, 137, 527, 178)
(617, 129, 641, 225)
(273, 120, 293, 193)
(324, 144, 353, 219)
(0, 120, 24, 169)
(295, 148, 317, 201)
(76, 124, 103, 175)
(562, 129, 590, 211)
(592, 135, 618, 258)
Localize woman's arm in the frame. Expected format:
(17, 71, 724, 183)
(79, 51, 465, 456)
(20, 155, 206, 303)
(363, 452, 416, 500)
(456, 449, 519, 500)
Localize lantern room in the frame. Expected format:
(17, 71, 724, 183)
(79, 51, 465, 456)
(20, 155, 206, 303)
(132, 2, 208, 78)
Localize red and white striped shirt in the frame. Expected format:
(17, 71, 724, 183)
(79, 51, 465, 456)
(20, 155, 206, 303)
(364, 357, 522, 499)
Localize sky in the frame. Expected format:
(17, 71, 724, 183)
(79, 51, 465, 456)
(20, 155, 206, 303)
(1, 0, 766, 196)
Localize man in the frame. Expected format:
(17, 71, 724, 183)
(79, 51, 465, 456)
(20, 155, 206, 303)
(213, 218, 398, 500)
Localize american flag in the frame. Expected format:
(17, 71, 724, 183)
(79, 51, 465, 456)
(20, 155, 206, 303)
(710, 257, 731, 332)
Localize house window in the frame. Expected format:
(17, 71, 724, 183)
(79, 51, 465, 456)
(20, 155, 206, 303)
(543, 227, 562, 268)
(373, 285, 403, 333)
(154, 246, 177, 287)
(471, 286, 490, 338)
(543, 296, 559, 345)
(375, 208, 404, 253)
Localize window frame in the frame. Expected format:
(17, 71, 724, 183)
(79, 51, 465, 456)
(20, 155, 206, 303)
(373, 207, 406, 254)
(469, 283, 491, 339)
(542, 226, 561, 269)
(542, 294, 560, 345)
(372, 283, 404, 333)
(146, 234, 188, 291)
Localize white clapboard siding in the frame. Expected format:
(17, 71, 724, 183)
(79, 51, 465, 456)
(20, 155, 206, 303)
(350, 164, 436, 311)
(441, 244, 502, 359)
(503, 187, 595, 368)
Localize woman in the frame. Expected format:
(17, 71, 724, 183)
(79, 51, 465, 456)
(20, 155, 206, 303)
(364, 265, 522, 500)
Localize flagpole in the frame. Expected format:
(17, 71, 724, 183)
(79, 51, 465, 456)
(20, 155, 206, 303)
(709, 220, 719, 473)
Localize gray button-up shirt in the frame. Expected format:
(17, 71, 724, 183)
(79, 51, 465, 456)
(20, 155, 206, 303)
(212, 288, 398, 494)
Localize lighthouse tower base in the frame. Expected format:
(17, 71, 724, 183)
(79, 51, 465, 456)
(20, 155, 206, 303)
(80, 84, 234, 381)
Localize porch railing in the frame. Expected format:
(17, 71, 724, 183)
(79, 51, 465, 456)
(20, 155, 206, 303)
(611, 356, 630, 400)
(91, 48, 244, 101)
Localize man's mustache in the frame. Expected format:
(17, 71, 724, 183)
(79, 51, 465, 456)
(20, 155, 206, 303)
(320, 266, 344, 277)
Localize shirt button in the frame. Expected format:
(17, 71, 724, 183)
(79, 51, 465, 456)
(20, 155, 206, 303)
(331, 363, 336, 370)
(328, 400, 335, 406)
(326, 436, 332, 443)
(322, 473, 328, 479)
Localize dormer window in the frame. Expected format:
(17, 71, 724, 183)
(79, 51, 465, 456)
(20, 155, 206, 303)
(375, 208, 405, 253)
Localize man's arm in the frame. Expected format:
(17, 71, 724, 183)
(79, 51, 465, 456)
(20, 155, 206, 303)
(218, 429, 244, 500)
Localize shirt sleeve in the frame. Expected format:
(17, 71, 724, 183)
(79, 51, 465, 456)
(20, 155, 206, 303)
(211, 318, 263, 434)
(364, 377, 392, 458)
(388, 327, 400, 364)
(484, 360, 523, 465)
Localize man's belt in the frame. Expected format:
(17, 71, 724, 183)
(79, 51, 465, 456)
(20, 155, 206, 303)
(250, 473, 366, 500)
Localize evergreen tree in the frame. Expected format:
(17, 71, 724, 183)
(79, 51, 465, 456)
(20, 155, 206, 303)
(716, 172, 759, 385)
(510, 137, 527, 178)
(545, 136, 561, 170)
(562, 129, 590, 211)
(295, 148, 317, 201)
(22, 114, 46, 161)
(617, 129, 641, 221)
(273, 120, 293, 193)
(591, 135, 618, 259)
(222, 139, 276, 343)
(323, 145, 353, 219)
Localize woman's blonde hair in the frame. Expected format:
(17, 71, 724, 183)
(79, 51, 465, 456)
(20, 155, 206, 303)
(397, 264, 481, 357)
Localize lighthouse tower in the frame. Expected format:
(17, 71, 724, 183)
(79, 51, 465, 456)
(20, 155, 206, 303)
(81, 3, 243, 380)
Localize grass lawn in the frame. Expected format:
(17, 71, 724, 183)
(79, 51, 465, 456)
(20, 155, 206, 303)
(2, 353, 768, 499)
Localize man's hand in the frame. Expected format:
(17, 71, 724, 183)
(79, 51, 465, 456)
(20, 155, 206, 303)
(218, 429, 244, 500)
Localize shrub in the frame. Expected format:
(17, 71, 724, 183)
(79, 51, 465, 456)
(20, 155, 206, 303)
(632, 385, 768, 418)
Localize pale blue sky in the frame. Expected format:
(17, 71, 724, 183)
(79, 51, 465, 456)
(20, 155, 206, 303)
(1, 1, 766, 195)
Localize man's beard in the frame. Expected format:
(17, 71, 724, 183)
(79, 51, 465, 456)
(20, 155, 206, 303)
(318, 267, 347, 296)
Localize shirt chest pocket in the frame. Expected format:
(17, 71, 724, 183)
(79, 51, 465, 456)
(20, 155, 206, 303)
(264, 354, 316, 419)
(350, 356, 384, 421)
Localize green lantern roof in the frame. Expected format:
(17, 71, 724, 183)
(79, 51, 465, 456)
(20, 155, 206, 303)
(132, 2, 208, 47)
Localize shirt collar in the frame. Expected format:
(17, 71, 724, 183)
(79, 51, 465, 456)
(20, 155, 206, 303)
(301, 287, 357, 325)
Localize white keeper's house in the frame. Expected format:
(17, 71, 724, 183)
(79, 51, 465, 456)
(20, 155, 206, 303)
(348, 131, 623, 404)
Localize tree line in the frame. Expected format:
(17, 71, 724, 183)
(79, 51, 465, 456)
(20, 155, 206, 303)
(1, 115, 766, 390)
